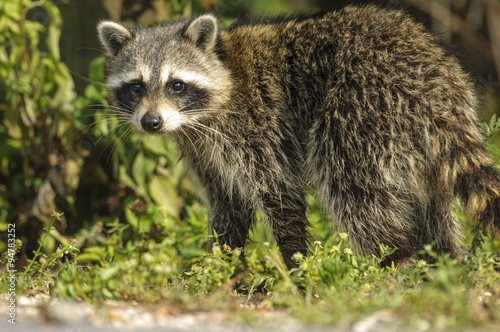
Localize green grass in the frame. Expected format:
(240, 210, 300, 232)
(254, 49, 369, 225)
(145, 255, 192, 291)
(1, 197, 500, 330)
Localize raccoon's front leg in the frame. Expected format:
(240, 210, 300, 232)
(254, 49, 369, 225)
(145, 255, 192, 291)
(259, 185, 310, 270)
(204, 177, 256, 254)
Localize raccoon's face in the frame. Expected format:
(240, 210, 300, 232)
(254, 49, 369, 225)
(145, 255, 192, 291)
(97, 15, 232, 135)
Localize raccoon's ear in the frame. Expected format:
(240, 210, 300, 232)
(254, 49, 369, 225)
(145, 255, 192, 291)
(97, 21, 134, 56)
(182, 14, 218, 51)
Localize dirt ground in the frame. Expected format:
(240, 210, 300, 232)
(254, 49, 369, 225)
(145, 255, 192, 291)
(0, 295, 404, 332)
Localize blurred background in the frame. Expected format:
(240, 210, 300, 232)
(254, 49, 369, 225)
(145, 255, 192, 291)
(1, 0, 499, 263)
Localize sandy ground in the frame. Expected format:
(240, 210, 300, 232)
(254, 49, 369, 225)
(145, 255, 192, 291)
(0, 294, 412, 332)
(0, 295, 337, 332)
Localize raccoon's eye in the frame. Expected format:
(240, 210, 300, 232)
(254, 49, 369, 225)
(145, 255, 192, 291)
(129, 82, 145, 97)
(171, 81, 185, 93)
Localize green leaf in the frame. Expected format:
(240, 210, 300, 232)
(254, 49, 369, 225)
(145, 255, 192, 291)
(88, 56, 105, 83)
(149, 175, 180, 218)
(131, 151, 156, 195)
(119, 165, 137, 190)
(76, 253, 101, 263)
(99, 265, 119, 281)
(142, 136, 170, 156)
(44, 1, 63, 60)
(42, 233, 56, 255)
(489, 113, 497, 131)
(131, 151, 147, 190)
(48, 229, 69, 246)
(84, 84, 103, 101)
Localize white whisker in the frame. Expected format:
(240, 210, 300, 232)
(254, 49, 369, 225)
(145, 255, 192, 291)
(178, 125, 199, 156)
(190, 120, 231, 142)
(182, 108, 239, 116)
(72, 71, 108, 87)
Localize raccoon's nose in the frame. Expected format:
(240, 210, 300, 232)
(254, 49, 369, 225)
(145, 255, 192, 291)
(141, 113, 163, 133)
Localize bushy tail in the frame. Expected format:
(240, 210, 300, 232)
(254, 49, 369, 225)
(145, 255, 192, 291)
(455, 152, 500, 234)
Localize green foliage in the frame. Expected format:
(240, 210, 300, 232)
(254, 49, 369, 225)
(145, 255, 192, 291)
(482, 114, 500, 165)
(482, 114, 500, 140)
(3, 212, 499, 329)
(24, 211, 70, 276)
(0, 0, 80, 248)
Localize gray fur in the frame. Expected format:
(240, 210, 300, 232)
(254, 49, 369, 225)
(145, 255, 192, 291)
(98, 4, 500, 269)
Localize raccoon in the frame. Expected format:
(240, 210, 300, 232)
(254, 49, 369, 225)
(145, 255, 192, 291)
(97, 4, 500, 269)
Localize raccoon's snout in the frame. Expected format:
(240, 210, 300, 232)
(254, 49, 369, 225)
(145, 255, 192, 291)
(141, 113, 163, 133)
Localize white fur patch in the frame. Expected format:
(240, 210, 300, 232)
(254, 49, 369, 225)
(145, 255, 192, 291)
(130, 104, 145, 131)
(159, 66, 213, 89)
(173, 70, 213, 89)
(106, 72, 141, 90)
(174, 70, 208, 84)
(138, 63, 152, 83)
(132, 110, 142, 131)
(160, 64, 171, 85)
(160, 108, 185, 131)
(106, 63, 151, 89)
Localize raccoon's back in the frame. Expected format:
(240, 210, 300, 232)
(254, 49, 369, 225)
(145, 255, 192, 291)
(221, 5, 477, 127)
(221, 4, 481, 198)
